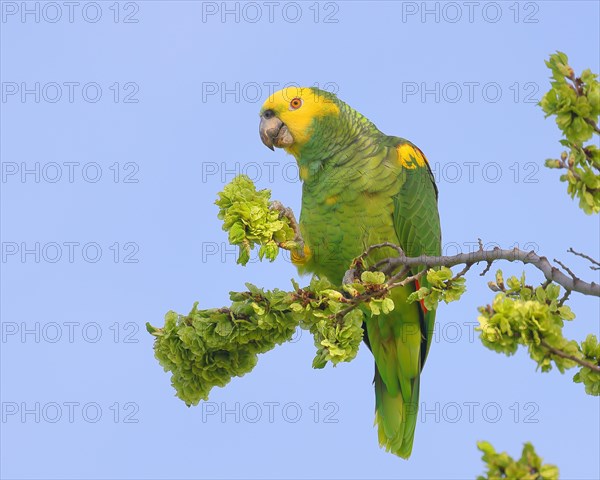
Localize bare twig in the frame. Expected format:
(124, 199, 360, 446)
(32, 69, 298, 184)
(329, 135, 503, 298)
(558, 289, 572, 307)
(386, 265, 412, 285)
(480, 261, 494, 277)
(568, 247, 600, 270)
(359, 242, 404, 260)
(454, 263, 473, 279)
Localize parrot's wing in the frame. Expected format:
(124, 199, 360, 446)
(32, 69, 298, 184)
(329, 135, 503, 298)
(368, 139, 442, 458)
(391, 140, 442, 366)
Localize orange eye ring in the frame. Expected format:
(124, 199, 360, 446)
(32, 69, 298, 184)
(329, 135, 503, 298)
(289, 97, 303, 110)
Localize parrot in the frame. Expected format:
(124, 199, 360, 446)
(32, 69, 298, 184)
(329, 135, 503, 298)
(258, 87, 441, 459)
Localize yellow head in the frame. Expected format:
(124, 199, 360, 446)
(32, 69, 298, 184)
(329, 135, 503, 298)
(258, 86, 340, 157)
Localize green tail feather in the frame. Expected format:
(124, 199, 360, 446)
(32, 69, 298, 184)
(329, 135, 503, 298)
(374, 367, 420, 459)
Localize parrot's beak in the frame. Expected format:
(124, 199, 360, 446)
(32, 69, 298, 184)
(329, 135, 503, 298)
(259, 111, 293, 150)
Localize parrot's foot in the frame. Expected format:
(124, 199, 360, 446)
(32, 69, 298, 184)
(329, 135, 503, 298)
(270, 200, 305, 257)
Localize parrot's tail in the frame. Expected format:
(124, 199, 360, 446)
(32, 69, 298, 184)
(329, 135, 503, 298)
(374, 367, 420, 459)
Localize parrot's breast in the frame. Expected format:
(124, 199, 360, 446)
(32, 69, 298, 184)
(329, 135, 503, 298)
(296, 143, 401, 284)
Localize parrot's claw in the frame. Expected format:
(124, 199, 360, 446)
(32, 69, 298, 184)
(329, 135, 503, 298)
(342, 268, 359, 285)
(270, 201, 305, 252)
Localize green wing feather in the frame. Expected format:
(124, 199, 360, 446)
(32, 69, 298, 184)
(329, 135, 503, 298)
(391, 140, 442, 365)
(369, 138, 441, 458)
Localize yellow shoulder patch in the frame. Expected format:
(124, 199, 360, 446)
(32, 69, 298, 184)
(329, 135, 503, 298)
(396, 144, 427, 170)
(291, 244, 312, 266)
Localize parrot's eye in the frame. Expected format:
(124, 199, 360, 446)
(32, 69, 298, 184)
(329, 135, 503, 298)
(289, 98, 303, 110)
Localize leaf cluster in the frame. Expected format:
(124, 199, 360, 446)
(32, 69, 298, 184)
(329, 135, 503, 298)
(147, 284, 299, 406)
(215, 174, 296, 264)
(477, 271, 598, 395)
(573, 334, 600, 395)
(407, 267, 467, 310)
(476, 441, 559, 480)
(147, 277, 373, 404)
(291, 277, 365, 369)
(540, 51, 600, 214)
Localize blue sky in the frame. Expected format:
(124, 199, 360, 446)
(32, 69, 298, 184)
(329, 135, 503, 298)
(1, 1, 599, 479)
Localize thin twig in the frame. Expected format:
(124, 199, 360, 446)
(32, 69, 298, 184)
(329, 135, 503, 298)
(454, 263, 473, 278)
(558, 289, 572, 307)
(387, 265, 412, 285)
(554, 258, 577, 280)
(568, 247, 600, 270)
(358, 242, 404, 265)
(480, 261, 493, 277)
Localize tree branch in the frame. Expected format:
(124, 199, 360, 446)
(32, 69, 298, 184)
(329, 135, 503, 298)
(363, 244, 599, 297)
(540, 339, 600, 373)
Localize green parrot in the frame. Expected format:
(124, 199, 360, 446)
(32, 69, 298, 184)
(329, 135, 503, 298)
(259, 87, 441, 459)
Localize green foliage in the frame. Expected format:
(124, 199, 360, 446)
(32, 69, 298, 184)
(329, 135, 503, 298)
(545, 145, 600, 214)
(215, 175, 296, 265)
(293, 277, 365, 369)
(407, 267, 467, 310)
(573, 334, 600, 395)
(358, 271, 396, 316)
(146, 284, 299, 406)
(477, 270, 576, 370)
(147, 276, 372, 404)
(540, 51, 600, 214)
(476, 441, 559, 480)
(477, 270, 599, 395)
(540, 52, 598, 143)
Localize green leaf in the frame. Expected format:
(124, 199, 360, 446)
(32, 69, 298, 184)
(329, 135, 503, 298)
(545, 283, 560, 301)
(381, 297, 395, 314)
(558, 305, 575, 320)
(146, 322, 162, 336)
(360, 271, 386, 285)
